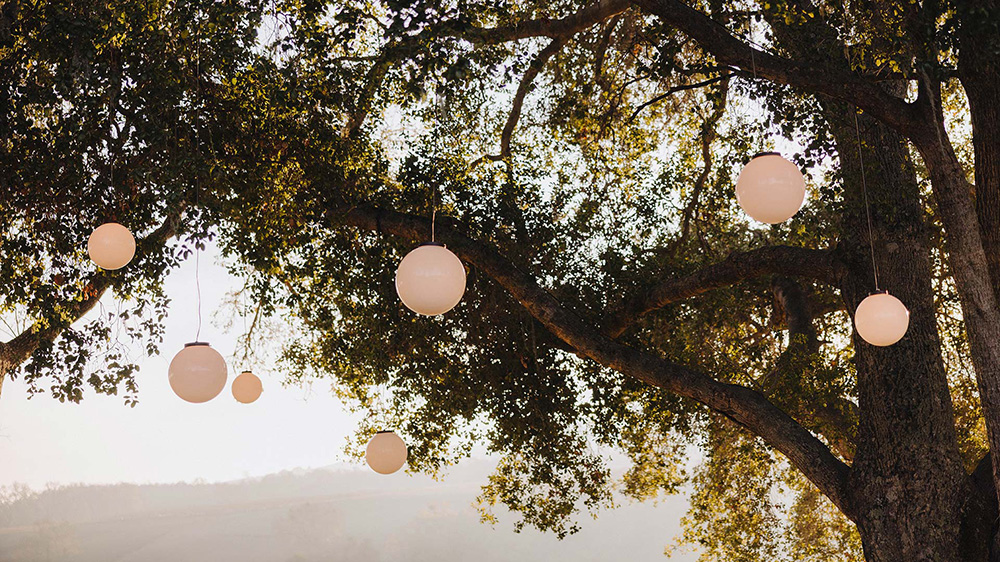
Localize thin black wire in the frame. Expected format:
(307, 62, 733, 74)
(430, 177, 437, 242)
(194, 6, 204, 340)
(854, 110, 881, 291)
(196, 243, 203, 341)
(747, 26, 765, 153)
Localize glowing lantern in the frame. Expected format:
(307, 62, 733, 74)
(168, 342, 228, 403)
(88, 223, 136, 270)
(395, 243, 466, 316)
(736, 152, 806, 224)
(365, 430, 407, 475)
(854, 292, 910, 347)
(232, 370, 263, 404)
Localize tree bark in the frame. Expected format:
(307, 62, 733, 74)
(958, 0, 1000, 302)
(823, 101, 976, 562)
(763, 6, 991, 558)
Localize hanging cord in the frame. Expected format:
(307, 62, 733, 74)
(430, 185, 437, 242)
(747, 22, 765, 152)
(195, 237, 203, 340)
(854, 110, 881, 291)
(193, 6, 204, 340)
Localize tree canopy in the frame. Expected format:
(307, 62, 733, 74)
(4, 0, 1000, 560)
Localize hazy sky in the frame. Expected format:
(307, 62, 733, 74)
(0, 244, 364, 489)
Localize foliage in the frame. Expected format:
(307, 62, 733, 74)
(4, 0, 993, 559)
(0, 0, 265, 402)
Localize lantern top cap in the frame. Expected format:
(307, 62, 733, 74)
(240, 370, 253, 375)
(376, 430, 396, 434)
(418, 241, 446, 248)
(751, 151, 782, 160)
(868, 290, 890, 296)
(184, 341, 212, 348)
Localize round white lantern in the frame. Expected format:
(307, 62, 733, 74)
(854, 291, 910, 347)
(168, 342, 228, 403)
(232, 370, 263, 404)
(736, 152, 806, 224)
(395, 243, 466, 316)
(88, 222, 136, 270)
(365, 430, 408, 475)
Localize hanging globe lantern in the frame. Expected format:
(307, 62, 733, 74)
(168, 342, 228, 403)
(365, 430, 408, 475)
(88, 222, 136, 270)
(854, 291, 910, 347)
(395, 243, 466, 316)
(232, 370, 263, 404)
(735, 152, 806, 224)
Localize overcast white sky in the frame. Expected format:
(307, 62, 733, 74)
(0, 244, 364, 489)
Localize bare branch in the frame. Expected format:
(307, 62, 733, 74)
(627, 73, 733, 122)
(472, 37, 566, 167)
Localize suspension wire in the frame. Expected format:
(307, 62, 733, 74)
(431, 90, 442, 243)
(196, 237, 203, 341)
(746, 24, 766, 153)
(854, 109, 881, 291)
(194, 5, 204, 341)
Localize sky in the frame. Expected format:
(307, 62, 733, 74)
(0, 243, 365, 489)
(0, 243, 697, 562)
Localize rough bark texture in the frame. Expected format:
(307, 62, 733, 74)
(958, 0, 1000, 302)
(824, 101, 974, 561)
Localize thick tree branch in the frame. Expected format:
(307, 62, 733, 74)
(460, 0, 631, 44)
(602, 245, 844, 338)
(333, 204, 853, 516)
(764, 277, 856, 461)
(630, 0, 923, 138)
(0, 208, 186, 399)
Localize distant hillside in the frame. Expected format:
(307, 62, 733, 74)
(0, 462, 695, 562)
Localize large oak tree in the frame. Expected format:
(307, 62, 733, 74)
(5, 0, 1000, 560)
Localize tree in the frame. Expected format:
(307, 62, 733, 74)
(212, 0, 1000, 560)
(5, 0, 1000, 560)
(0, 0, 264, 402)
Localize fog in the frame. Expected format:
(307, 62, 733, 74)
(0, 462, 695, 562)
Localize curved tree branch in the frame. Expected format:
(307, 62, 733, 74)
(602, 245, 844, 338)
(461, 0, 631, 44)
(332, 204, 853, 517)
(629, 0, 923, 138)
(628, 73, 733, 123)
(471, 37, 566, 168)
(764, 277, 857, 461)
(345, 0, 630, 139)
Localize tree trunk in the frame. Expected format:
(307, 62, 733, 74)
(958, 0, 1000, 302)
(823, 102, 981, 560)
